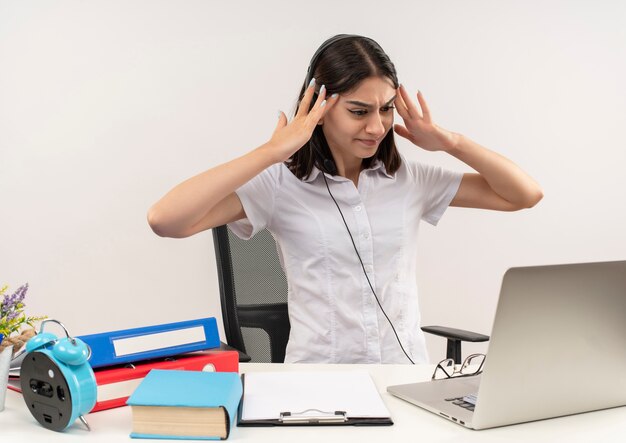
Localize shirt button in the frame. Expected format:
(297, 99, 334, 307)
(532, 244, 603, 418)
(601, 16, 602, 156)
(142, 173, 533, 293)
(363, 232, 370, 239)
(354, 205, 362, 211)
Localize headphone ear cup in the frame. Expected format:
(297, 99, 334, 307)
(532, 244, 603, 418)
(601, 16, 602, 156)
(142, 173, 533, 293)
(52, 337, 90, 366)
(323, 158, 338, 176)
(25, 332, 58, 352)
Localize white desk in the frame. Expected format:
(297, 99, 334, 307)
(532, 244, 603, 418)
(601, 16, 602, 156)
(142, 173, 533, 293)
(2, 363, 625, 442)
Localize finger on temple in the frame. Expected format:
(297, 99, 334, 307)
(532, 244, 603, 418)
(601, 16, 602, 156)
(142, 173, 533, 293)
(313, 84, 327, 109)
(394, 88, 411, 119)
(398, 84, 421, 119)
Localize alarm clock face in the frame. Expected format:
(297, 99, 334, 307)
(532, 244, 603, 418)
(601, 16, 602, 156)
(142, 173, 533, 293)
(20, 351, 74, 431)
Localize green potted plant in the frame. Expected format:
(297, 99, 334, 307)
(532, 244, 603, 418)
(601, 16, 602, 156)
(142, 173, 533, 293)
(1, 283, 46, 411)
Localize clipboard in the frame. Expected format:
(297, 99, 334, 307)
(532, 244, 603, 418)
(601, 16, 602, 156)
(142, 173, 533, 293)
(237, 371, 393, 426)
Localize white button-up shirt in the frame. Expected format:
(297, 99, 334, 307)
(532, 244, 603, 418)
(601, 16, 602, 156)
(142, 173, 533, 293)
(230, 155, 462, 364)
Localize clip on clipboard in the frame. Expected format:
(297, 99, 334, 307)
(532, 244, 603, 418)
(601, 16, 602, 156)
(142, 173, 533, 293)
(279, 409, 348, 424)
(237, 371, 393, 426)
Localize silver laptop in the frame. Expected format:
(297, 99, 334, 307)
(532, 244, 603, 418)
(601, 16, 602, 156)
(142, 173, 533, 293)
(387, 260, 626, 429)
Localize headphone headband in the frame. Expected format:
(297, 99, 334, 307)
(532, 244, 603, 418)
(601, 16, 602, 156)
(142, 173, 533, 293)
(305, 34, 367, 87)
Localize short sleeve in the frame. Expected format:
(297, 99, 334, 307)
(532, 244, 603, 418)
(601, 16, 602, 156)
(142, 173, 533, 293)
(412, 161, 463, 226)
(228, 163, 282, 240)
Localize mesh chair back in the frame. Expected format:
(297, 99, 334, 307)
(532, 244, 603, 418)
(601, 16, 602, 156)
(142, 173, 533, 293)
(212, 225, 290, 362)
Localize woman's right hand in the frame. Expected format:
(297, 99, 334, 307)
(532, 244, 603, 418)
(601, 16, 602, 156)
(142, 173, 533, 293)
(265, 79, 339, 163)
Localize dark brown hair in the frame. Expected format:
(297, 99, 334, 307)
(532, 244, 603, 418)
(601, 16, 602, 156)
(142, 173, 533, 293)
(287, 35, 402, 180)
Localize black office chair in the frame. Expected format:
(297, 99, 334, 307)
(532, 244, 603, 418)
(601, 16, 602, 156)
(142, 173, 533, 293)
(213, 224, 488, 363)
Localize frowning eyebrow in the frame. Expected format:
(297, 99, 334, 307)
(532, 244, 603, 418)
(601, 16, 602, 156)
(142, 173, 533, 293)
(345, 95, 397, 109)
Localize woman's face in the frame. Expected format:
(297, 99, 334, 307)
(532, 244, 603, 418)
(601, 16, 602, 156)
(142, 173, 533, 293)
(320, 76, 397, 167)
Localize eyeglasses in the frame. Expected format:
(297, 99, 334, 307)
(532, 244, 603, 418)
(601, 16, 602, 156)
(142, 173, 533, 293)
(431, 353, 486, 380)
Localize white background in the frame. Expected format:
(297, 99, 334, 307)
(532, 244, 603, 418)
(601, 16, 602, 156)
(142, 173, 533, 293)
(1, 0, 625, 361)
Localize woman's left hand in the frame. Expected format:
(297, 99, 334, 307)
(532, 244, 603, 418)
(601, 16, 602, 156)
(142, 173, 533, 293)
(393, 85, 460, 152)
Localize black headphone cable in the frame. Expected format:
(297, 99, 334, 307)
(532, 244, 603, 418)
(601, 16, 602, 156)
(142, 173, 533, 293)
(321, 172, 415, 364)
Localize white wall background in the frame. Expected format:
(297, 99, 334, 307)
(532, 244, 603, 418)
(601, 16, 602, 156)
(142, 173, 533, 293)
(1, 0, 625, 362)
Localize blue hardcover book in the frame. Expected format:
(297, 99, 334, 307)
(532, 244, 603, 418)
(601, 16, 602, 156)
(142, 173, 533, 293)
(127, 369, 243, 440)
(77, 317, 220, 368)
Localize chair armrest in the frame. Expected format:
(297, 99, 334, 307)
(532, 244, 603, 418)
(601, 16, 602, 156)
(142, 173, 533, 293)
(237, 303, 290, 363)
(422, 325, 489, 364)
(421, 325, 489, 343)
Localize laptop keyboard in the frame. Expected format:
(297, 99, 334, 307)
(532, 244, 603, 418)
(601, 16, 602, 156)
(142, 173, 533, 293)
(445, 394, 477, 412)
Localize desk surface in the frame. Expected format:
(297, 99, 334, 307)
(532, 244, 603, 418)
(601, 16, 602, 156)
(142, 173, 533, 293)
(2, 362, 625, 442)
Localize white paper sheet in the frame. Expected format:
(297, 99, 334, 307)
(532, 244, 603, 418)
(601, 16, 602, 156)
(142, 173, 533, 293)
(241, 371, 391, 420)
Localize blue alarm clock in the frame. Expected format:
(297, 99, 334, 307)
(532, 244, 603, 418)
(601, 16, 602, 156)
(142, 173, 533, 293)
(20, 319, 97, 432)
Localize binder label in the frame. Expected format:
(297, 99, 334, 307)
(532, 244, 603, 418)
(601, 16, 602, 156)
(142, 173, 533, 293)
(112, 326, 207, 357)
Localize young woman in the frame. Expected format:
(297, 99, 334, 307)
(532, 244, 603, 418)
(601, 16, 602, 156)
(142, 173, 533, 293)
(148, 34, 543, 364)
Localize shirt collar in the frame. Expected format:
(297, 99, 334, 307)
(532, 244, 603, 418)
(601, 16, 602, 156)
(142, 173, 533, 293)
(303, 159, 394, 183)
